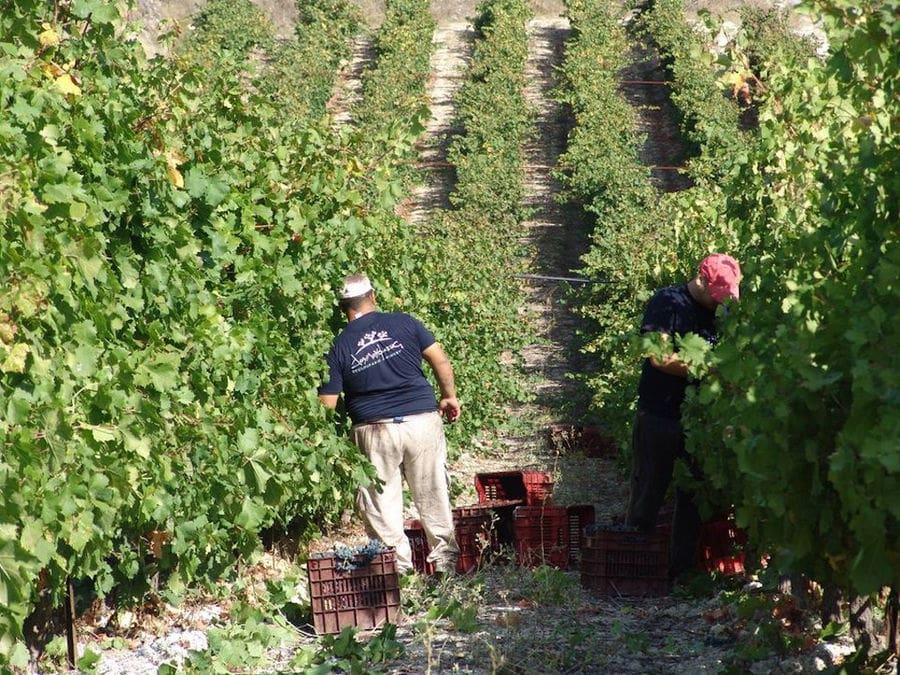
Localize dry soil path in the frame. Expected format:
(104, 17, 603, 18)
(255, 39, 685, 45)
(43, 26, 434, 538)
(408, 23, 475, 225)
(328, 34, 378, 129)
(378, 8, 854, 675)
(384, 14, 736, 675)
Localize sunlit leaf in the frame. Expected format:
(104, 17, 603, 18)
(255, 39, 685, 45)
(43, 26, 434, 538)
(53, 73, 81, 97)
(38, 24, 61, 47)
(1, 343, 30, 374)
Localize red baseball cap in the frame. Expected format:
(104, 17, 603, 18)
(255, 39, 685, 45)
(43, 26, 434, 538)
(699, 254, 741, 303)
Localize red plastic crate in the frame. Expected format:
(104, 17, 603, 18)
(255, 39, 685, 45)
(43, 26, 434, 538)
(566, 504, 596, 567)
(481, 499, 518, 547)
(580, 529, 670, 596)
(706, 552, 747, 575)
(404, 519, 435, 576)
(453, 505, 496, 574)
(307, 549, 400, 634)
(405, 508, 496, 575)
(698, 518, 748, 575)
(475, 471, 553, 506)
(513, 505, 569, 568)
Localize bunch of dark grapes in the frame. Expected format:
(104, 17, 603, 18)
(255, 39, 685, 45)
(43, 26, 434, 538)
(357, 538, 386, 564)
(332, 539, 387, 572)
(333, 544, 357, 572)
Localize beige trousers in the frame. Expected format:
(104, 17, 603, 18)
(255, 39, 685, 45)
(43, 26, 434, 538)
(351, 411, 459, 574)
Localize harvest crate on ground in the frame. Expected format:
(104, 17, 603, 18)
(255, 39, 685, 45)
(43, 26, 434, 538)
(307, 549, 401, 634)
(697, 517, 748, 576)
(513, 505, 569, 568)
(566, 504, 596, 567)
(581, 528, 670, 597)
(405, 505, 497, 575)
(482, 499, 519, 547)
(453, 505, 496, 573)
(404, 519, 435, 576)
(475, 470, 553, 505)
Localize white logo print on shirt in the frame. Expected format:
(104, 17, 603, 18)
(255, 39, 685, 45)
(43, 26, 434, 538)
(351, 330, 404, 373)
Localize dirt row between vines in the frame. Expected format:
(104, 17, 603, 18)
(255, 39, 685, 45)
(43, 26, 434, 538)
(365, 8, 858, 675)
(382, 13, 732, 675)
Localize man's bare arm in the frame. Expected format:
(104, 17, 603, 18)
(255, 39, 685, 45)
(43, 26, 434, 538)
(423, 343, 461, 421)
(318, 393, 339, 409)
(647, 333, 689, 378)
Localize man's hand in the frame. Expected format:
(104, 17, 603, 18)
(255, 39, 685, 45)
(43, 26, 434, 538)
(439, 396, 461, 423)
(318, 393, 339, 409)
(644, 332, 690, 379)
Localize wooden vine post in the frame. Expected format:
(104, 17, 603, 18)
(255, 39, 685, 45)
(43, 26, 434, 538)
(65, 577, 76, 669)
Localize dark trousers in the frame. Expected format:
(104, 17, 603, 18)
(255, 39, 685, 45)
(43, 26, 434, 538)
(625, 409, 703, 578)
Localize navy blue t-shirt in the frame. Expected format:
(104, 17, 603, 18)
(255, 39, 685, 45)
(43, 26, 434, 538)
(637, 283, 717, 419)
(318, 312, 438, 424)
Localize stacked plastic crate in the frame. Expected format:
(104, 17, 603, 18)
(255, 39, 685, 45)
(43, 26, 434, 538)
(406, 470, 596, 574)
(306, 470, 601, 633)
(475, 470, 562, 568)
(476, 471, 596, 570)
(404, 504, 497, 575)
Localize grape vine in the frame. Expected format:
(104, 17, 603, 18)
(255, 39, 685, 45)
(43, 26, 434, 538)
(0, 0, 549, 662)
(562, 0, 898, 606)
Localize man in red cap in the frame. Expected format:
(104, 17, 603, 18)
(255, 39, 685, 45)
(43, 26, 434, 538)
(625, 254, 741, 579)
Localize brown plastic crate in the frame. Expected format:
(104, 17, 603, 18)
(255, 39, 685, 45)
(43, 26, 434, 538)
(513, 505, 569, 568)
(404, 519, 435, 576)
(307, 549, 400, 634)
(581, 529, 670, 597)
(475, 471, 553, 506)
(566, 504, 596, 567)
(453, 505, 496, 574)
(405, 507, 496, 575)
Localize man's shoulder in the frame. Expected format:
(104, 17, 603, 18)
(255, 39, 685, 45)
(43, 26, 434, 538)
(642, 283, 692, 332)
(376, 311, 423, 326)
(648, 283, 689, 308)
(651, 282, 687, 299)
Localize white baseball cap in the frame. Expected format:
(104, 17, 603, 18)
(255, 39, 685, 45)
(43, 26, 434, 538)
(340, 274, 373, 299)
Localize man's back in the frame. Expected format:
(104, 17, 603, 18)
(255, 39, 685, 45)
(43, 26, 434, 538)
(320, 312, 438, 423)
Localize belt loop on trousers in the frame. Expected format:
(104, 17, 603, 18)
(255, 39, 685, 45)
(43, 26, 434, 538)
(359, 416, 406, 426)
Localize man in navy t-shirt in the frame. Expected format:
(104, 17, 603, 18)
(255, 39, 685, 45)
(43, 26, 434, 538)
(318, 274, 461, 575)
(625, 254, 741, 579)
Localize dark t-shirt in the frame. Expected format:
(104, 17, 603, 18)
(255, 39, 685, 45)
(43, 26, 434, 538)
(317, 312, 438, 424)
(637, 283, 717, 419)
